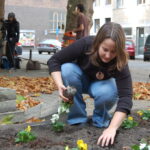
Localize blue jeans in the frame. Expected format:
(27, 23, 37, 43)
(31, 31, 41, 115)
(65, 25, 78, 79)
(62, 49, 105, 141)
(61, 63, 118, 128)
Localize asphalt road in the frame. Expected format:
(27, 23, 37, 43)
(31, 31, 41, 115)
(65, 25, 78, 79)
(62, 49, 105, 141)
(128, 59, 150, 82)
(0, 50, 150, 82)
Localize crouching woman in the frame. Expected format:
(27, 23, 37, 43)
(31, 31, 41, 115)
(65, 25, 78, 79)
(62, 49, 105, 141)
(47, 22, 132, 147)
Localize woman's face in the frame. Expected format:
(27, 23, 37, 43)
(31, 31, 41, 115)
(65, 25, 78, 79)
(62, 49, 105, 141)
(98, 38, 116, 63)
(8, 17, 13, 21)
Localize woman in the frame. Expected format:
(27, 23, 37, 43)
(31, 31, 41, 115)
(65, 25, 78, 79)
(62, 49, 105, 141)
(5, 12, 20, 69)
(47, 22, 132, 147)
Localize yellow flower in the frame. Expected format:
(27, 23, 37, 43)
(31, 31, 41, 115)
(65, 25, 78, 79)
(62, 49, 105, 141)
(77, 139, 88, 150)
(128, 116, 133, 121)
(137, 111, 143, 116)
(25, 125, 31, 132)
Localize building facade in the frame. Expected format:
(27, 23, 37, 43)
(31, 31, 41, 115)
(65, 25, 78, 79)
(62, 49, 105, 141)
(91, 0, 150, 55)
(5, 0, 67, 46)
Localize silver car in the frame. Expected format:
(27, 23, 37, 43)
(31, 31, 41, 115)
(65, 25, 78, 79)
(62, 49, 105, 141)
(37, 39, 61, 54)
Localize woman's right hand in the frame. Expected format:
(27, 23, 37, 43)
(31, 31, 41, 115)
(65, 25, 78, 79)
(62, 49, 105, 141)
(58, 84, 69, 102)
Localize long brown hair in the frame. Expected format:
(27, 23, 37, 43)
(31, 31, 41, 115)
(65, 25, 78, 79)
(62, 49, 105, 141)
(89, 22, 128, 71)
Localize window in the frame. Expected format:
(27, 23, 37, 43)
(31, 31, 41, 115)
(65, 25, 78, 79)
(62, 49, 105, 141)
(106, 0, 111, 5)
(53, 12, 58, 31)
(105, 18, 111, 23)
(116, 0, 124, 8)
(124, 28, 132, 37)
(49, 11, 66, 33)
(94, 19, 100, 33)
(94, 0, 100, 7)
(137, 0, 145, 4)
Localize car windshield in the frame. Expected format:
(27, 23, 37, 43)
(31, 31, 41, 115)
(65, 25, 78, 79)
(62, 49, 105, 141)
(41, 39, 61, 47)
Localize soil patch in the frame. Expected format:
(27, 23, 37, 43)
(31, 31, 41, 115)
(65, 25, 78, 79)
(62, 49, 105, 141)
(0, 112, 149, 150)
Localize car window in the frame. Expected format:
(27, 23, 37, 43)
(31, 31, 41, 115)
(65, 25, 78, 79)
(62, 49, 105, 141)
(126, 41, 132, 46)
(145, 35, 150, 45)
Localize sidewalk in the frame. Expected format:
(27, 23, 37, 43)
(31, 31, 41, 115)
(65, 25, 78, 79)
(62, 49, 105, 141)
(0, 58, 150, 123)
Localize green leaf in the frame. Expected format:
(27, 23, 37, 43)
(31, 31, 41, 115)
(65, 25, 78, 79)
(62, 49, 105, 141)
(131, 145, 140, 150)
(16, 95, 26, 104)
(15, 130, 36, 143)
(15, 138, 21, 143)
(52, 121, 65, 132)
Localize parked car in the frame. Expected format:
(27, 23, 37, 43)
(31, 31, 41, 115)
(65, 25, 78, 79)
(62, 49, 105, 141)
(144, 35, 150, 61)
(125, 39, 135, 59)
(37, 39, 61, 54)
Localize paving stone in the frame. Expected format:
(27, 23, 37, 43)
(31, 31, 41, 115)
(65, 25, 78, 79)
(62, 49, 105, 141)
(0, 100, 16, 113)
(0, 87, 16, 102)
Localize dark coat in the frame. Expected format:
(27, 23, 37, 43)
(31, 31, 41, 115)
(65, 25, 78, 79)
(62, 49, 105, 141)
(4, 20, 20, 43)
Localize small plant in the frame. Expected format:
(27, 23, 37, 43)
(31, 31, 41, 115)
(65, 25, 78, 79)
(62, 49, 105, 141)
(58, 101, 72, 114)
(131, 138, 150, 150)
(137, 109, 150, 120)
(65, 139, 88, 150)
(15, 125, 36, 143)
(50, 101, 71, 132)
(121, 116, 138, 129)
(50, 86, 76, 132)
(51, 114, 65, 132)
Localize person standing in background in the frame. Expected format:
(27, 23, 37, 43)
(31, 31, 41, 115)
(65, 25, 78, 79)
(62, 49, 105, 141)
(0, 18, 6, 57)
(4, 12, 20, 70)
(73, 4, 89, 40)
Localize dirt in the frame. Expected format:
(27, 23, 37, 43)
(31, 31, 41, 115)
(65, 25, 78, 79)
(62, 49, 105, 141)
(0, 112, 149, 150)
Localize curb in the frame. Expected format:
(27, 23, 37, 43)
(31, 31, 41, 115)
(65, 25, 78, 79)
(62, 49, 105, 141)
(0, 92, 59, 123)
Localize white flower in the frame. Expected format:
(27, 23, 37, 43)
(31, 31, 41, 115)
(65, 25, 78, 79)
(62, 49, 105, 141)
(66, 108, 70, 113)
(139, 143, 147, 149)
(58, 106, 62, 114)
(50, 114, 59, 123)
(148, 145, 150, 150)
(58, 105, 70, 114)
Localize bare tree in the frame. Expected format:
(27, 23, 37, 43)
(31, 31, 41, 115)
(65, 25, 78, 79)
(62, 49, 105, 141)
(65, 0, 94, 32)
(0, 0, 5, 19)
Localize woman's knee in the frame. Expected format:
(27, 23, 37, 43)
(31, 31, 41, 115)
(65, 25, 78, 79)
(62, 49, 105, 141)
(93, 89, 117, 101)
(61, 63, 83, 82)
(89, 81, 118, 104)
(61, 63, 76, 78)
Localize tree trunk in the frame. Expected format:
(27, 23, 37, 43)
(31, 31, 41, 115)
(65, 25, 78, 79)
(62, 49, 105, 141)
(0, 0, 5, 19)
(65, 0, 94, 32)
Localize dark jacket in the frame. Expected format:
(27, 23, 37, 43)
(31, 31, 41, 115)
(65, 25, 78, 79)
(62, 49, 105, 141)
(4, 20, 20, 43)
(47, 36, 133, 115)
(0, 19, 6, 40)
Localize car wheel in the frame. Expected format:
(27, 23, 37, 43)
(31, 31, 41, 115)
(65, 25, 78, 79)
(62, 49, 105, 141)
(130, 56, 135, 60)
(39, 51, 42, 54)
(144, 57, 148, 61)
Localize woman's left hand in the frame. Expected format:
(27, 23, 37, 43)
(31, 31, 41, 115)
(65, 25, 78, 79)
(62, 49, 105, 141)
(97, 127, 117, 147)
